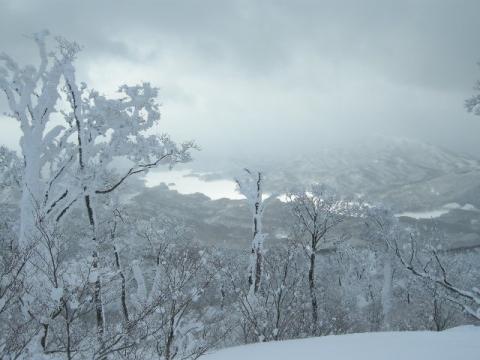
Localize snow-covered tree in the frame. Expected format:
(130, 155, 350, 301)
(60, 55, 195, 347)
(235, 244, 309, 343)
(125, 217, 221, 360)
(395, 235, 480, 322)
(0, 33, 84, 356)
(1, 31, 197, 358)
(462, 61, 480, 320)
(363, 205, 402, 330)
(235, 169, 266, 295)
(0, 203, 35, 358)
(287, 184, 359, 332)
(370, 206, 480, 323)
(0, 146, 21, 192)
(466, 62, 480, 116)
(0, 31, 79, 247)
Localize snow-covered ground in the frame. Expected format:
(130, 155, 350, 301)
(204, 326, 480, 360)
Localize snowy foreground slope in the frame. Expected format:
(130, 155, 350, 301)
(204, 326, 480, 360)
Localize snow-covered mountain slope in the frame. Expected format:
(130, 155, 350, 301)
(185, 136, 480, 212)
(264, 137, 480, 207)
(204, 326, 480, 360)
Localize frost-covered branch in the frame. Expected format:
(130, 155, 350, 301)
(393, 237, 480, 321)
(370, 206, 480, 322)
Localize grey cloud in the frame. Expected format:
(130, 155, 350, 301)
(1, 0, 480, 160)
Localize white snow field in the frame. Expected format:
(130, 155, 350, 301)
(204, 326, 480, 360)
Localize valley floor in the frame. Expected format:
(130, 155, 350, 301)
(204, 326, 480, 360)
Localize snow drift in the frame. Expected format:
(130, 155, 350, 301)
(204, 326, 480, 360)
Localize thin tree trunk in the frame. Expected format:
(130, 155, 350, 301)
(254, 250, 262, 293)
(19, 126, 43, 248)
(64, 304, 72, 360)
(85, 193, 105, 350)
(70, 80, 106, 351)
(308, 237, 318, 330)
(238, 170, 264, 295)
(248, 248, 256, 290)
(165, 306, 176, 360)
(111, 218, 129, 323)
(381, 253, 393, 330)
(113, 243, 129, 323)
(249, 174, 263, 294)
(40, 323, 49, 351)
(274, 259, 289, 340)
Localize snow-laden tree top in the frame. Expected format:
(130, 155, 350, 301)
(0, 31, 197, 242)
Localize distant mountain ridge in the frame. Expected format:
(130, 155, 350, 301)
(211, 136, 480, 211)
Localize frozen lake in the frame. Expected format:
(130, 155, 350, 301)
(396, 203, 478, 219)
(144, 169, 280, 201)
(144, 169, 243, 200)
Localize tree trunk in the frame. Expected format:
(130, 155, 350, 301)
(381, 253, 393, 330)
(19, 121, 43, 248)
(308, 238, 318, 331)
(165, 307, 176, 360)
(254, 250, 262, 293)
(84, 194, 105, 350)
(249, 201, 263, 294)
(40, 323, 49, 351)
(64, 304, 72, 360)
(112, 221, 129, 324)
(114, 244, 129, 323)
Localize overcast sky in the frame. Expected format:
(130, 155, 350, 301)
(1, 0, 480, 162)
